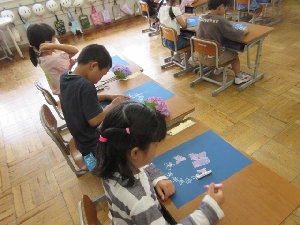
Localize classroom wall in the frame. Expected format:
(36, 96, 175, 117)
(0, 0, 140, 48)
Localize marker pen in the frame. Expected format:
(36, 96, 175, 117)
(204, 183, 224, 189)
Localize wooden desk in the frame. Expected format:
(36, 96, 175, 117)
(99, 73, 195, 127)
(185, 23, 274, 92)
(157, 118, 300, 224)
(185, 0, 208, 14)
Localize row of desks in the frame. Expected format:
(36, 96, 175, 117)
(98, 58, 300, 224)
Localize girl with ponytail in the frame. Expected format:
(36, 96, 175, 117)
(27, 23, 78, 95)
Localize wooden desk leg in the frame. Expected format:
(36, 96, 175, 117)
(238, 38, 265, 92)
(6, 24, 25, 59)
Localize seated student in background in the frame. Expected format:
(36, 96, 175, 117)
(60, 44, 129, 159)
(142, 0, 163, 27)
(236, 0, 263, 23)
(195, 0, 251, 84)
(92, 100, 225, 225)
(158, 0, 194, 63)
(27, 23, 78, 96)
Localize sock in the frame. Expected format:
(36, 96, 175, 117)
(236, 73, 243, 78)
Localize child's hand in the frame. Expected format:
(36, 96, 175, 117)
(39, 42, 56, 52)
(111, 95, 130, 106)
(206, 183, 224, 205)
(155, 179, 175, 201)
(69, 58, 77, 70)
(244, 28, 249, 35)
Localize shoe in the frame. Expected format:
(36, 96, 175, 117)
(172, 54, 181, 62)
(235, 74, 251, 84)
(213, 67, 224, 75)
(249, 16, 262, 23)
(188, 57, 198, 67)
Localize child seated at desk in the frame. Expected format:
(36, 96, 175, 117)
(142, 0, 163, 26)
(60, 44, 129, 161)
(92, 100, 225, 225)
(236, 0, 263, 23)
(195, 0, 251, 84)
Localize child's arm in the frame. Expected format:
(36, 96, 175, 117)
(176, 15, 187, 28)
(39, 43, 79, 58)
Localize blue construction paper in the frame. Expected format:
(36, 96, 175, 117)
(111, 55, 129, 70)
(152, 130, 252, 208)
(230, 22, 249, 30)
(123, 81, 175, 102)
(186, 16, 199, 28)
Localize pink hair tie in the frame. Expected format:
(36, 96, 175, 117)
(99, 135, 107, 142)
(126, 127, 130, 134)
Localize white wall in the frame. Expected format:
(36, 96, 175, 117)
(0, 0, 140, 47)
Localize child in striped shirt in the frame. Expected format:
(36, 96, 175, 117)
(92, 100, 225, 225)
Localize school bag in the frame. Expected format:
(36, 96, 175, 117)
(78, 8, 90, 29)
(54, 15, 66, 35)
(120, 0, 133, 15)
(112, 0, 121, 20)
(66, 10, 83, 35)
(101, 1, 111, 23)
(134, 0, 142, 16)
(90, 5, 102, 25)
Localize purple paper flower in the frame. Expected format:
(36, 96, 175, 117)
(111, 64, 132, 79)
(145, 96, 170, 117)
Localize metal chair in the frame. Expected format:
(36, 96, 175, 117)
(234, 0, 258, 24)
(40, 104, 88, 177)
(78, 194, 109, 225)
(190, 37, 234, 97)
(160, 25, 197, 77)
(140, 2, 160, 37)
(34, 79, 65, 120)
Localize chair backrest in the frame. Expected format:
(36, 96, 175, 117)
(140, 2, 150, 18)
(191, 37, 221, 57)
(160, 25, 180, 52)
(81, 195, 99, 225)
(34, 79, 58, 107)
(40, 104, 70, 155)
(234, 0, 251, 12)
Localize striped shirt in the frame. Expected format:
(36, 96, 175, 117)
(102, 164, 224, 225)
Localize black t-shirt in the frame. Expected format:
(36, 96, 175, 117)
(60, 71, 103, 156)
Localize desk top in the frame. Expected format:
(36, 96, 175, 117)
(157, 118, 300, 224)
(184, 22, 274, 45)
(0, 17, 12, 26)
(99, 73, 195, 127)
(186, 0, 208, 7)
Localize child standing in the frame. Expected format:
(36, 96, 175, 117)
(92, 100, 225, 225)
(196, 0, 251, 84)
(27, 23, 78, 95)
(60, 44, 129, 158)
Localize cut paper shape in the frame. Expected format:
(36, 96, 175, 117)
(111, 55, 129, 70)
(152, 130, 252, 208)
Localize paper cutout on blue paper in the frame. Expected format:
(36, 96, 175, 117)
(111, 55, 129, 70)
(230, 22, 249, 30)
(186, 16, 199, 28)
(123, 81, 175, 102)
(152, 130, 252, 208)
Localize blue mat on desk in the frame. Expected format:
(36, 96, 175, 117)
(152, 130, 252, 208)
(186, 16, 199, 28)
(111, 55, 129, 71)
(123, 81, 175, 103)
(100, 81, 175, 108)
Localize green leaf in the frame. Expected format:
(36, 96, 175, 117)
(144, 101, 156, 110)
(114, 71, 126, 79)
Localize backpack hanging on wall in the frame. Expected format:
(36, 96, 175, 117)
(120, 0, 133, 15)
(90, 5, 102, 26)
(112, 0, 121, 20)
(54, 15, 66, 35)
(79, 8, 90, 29)
(134, 0, 141, 16)
(101, 1, 111, 23)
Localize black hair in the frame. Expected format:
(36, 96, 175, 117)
(208, 0, 228, 10)
(92, 100, 167, 187)
(167, 0, 177, 20)
(27, 23, 56, 67)
(77, 44, 112, 70)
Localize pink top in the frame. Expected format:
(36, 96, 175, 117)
(180, 0, 195, 13)
(39, 51, 70, 95)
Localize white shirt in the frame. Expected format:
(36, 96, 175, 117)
(158, 5, 182, 34)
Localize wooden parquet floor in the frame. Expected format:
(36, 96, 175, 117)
(0, 1, 300, 224)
